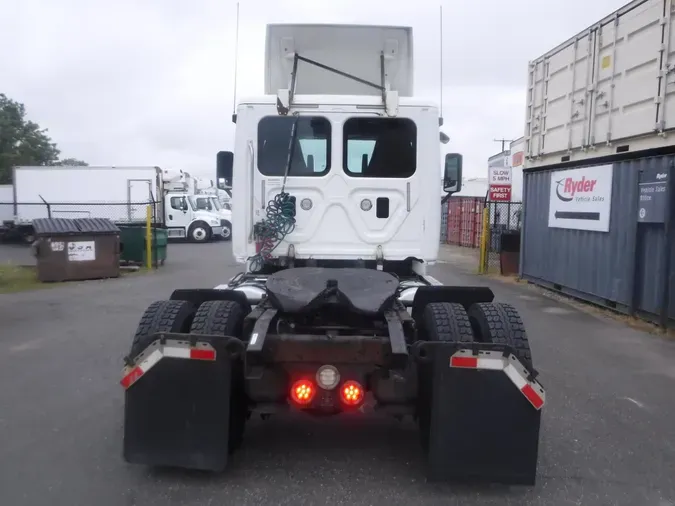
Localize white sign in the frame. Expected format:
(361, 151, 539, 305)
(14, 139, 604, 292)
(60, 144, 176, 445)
(50, 241, 64, 252)
(67, 241, 96, 262)
(489, 166, 512, 185)
(548, 164, 613, 232)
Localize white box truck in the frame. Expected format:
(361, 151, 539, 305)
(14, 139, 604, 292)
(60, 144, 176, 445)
(525, 0, 675, 167)
(7, 166, 228, 243)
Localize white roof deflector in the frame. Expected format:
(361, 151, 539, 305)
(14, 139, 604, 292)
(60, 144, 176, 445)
(265, 24, 414, 115)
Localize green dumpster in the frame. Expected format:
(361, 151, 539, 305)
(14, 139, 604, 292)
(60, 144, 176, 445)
(119, 226, 168, 267)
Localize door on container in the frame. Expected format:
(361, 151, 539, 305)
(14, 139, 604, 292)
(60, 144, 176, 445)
(253, 114, 420, 257)
(127, 179, 153, 223)
(591, 0, 665, 143)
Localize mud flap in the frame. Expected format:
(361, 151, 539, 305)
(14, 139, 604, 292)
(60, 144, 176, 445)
(413, 342, 544, 486)
(122, 333, 244, 472)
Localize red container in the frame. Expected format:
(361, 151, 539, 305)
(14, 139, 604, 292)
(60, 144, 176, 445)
(446, 197, 484, 248)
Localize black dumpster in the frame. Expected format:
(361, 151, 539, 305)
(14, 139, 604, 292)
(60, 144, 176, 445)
(33, 218, 121, 282)
(499, 230, 521, 276)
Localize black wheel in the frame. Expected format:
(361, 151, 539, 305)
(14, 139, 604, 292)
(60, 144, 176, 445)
(189, 300, 247, 453)
(220, 221, 232, 242)
(130, 300, 195, 359)
(422, 302, 475, 343)
(468, 302, 532, 368)
(418, 303, 475, 452)
(188, 221, 212, 243)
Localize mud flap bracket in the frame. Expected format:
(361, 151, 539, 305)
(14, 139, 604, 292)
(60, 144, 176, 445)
(122, 333, 244, 472)
(412, 341, 544, 485)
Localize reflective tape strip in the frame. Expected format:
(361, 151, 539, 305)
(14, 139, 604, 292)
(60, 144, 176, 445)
(449, 349, 545, 410)
(120, 341, 217, 390)
(449, 355, 503, 370)
(121, 349, 163, 389)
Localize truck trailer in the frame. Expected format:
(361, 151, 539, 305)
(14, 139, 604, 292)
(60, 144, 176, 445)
(120, 23, 546, 485)
(7, 165, 227, 243)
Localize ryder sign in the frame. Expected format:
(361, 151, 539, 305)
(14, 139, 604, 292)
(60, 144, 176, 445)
(548, 164, 613, 232)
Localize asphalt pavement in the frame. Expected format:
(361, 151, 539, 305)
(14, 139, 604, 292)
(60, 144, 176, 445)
(1, 242, 674, 506)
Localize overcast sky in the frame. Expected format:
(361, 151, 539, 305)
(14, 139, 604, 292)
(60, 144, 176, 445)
(1, 0, 629, 180)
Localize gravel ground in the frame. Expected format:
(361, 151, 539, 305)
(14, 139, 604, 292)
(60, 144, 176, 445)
(1, 242, 674, 506)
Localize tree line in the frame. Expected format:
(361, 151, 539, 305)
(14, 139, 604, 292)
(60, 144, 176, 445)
(0, 93, 88, 184)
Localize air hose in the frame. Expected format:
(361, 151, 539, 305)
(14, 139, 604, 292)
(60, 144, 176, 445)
(248, 113, 300, 273)
(248, 192, 296, 273)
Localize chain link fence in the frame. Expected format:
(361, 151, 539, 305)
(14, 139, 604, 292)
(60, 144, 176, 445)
(1, 202, 164, 268)
(484, 201, 523, 273)
(2, 201, 163, 225)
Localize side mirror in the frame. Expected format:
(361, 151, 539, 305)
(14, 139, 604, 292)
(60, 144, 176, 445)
(181, 197, 188, 212)
(443, 153, 463, 194)
(307, 154, 315, 172)
(217, 151, 234, 187)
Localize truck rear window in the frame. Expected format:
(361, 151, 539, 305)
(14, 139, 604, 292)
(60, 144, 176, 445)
(257, 116, 331, 177)
(343, 118, 417, 178)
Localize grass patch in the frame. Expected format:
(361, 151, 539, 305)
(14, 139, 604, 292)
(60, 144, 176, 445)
(0, 263, 150, 294)
(0, 264, 47, 294)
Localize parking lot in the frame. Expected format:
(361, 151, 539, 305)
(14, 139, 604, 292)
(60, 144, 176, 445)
(1, 241, 675, 506)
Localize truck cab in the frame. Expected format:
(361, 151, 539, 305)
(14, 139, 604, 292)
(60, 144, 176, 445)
(220, 24, 461, 273)
(163, 187, 226, 243)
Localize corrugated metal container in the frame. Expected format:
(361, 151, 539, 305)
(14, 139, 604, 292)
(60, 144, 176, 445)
(440, 200, 449, 243)
(525, 0, 675, 168)
(520, 154, 675, 323)
(447, 197, 484, 248)
(33, 218, 121, 282)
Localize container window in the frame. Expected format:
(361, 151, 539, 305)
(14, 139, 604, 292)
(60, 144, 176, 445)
(343, 118, 416, 178)
(257, 116, 331, 176)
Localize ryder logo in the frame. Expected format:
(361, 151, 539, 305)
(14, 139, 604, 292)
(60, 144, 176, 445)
(555, 176, 598, 202)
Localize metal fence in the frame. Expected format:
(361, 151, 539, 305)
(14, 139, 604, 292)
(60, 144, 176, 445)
(440, 198, 523, 274)
(484, 201, 523, 273)
(1, 201, 164, 226)
(1, 201, 164, 268)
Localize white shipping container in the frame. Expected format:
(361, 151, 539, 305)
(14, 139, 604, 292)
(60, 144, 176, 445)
(12, 166, 162, 224)
(0, 184, 13, 224)
(525, 0, 675, 168)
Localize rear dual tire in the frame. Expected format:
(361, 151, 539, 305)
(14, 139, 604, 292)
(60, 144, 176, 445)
(129, 299, 248, 457)
(418, 301, 533, 451)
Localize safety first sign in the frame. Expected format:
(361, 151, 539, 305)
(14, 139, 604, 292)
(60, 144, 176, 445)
(488, 162, 512, 202)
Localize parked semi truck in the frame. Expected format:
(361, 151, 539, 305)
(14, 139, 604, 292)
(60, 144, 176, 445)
(4, 165, 228, 243)
(121, 23, 545, 485)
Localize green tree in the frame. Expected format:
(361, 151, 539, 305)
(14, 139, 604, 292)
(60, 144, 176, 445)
(0, 93, 61, 184)
(53, 158, 88, 166)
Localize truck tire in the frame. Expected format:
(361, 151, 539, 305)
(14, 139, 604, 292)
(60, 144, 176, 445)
(130, 300, 195, 359)
(418, 303, 475, 452)
(468, 302, 532, 369)
(188, 221, 212, 243)
(220, 220, 232, 241)
(422, 302, 475, 343)
(189, 300, 247, 453)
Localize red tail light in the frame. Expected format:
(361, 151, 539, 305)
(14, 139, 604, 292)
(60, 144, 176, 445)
(290, 379, 315, 405)
(339, 380, 364, 406)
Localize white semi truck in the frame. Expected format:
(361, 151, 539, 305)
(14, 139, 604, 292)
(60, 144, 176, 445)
(6, 165, 228, 243)
(121, 23, 545, 486)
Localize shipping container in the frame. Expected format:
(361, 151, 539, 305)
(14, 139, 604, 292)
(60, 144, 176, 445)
(446, 197, 484, 248)
(525, 0, 675, 168)
(520, 153, 675, 325)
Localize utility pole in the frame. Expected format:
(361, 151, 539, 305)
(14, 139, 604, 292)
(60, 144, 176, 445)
(493, 138, 514, 152)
